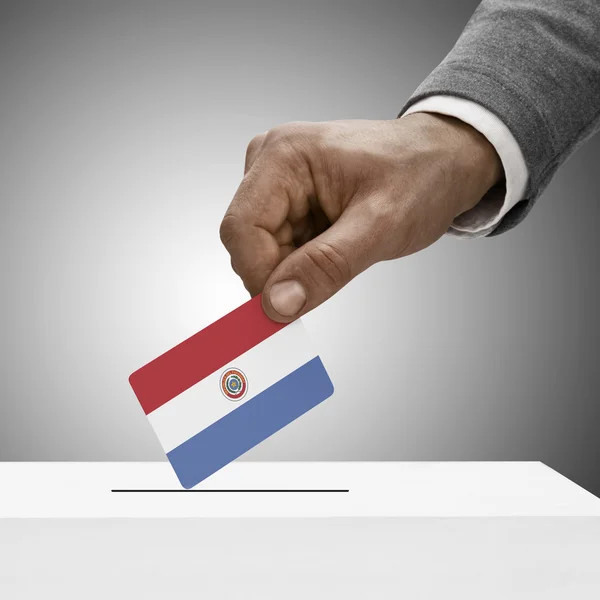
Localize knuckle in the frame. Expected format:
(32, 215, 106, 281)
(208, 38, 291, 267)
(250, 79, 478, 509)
(219, 213, 240, 248)
(302, 241, 352, 287)
(264, 121, 311, 148)
(260, 123, 315, 171)
(245, 133, 267, 165)
(263, 126, 284, 146)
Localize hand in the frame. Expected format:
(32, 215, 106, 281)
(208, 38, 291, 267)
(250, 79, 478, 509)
(219, 114, 503, 322)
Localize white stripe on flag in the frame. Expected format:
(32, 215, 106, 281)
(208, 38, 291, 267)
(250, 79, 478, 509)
(147, 319, 317, 453)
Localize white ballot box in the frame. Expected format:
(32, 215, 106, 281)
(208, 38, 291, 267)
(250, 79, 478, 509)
(1, 462, 599, 598)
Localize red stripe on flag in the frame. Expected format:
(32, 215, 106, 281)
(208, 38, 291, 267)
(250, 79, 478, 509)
(129, 294, 288, 415)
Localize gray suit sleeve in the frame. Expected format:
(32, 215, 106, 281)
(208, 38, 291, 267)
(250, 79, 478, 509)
(400, 0, 600, 236)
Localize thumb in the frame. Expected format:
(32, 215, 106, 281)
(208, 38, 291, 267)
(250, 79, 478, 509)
(262, 203, 389, 322)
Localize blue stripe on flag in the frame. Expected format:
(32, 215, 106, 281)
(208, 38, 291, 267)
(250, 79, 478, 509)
(167, 356, 334, 489)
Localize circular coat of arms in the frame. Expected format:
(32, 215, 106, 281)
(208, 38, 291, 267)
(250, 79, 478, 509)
(220, 368, 248, 401)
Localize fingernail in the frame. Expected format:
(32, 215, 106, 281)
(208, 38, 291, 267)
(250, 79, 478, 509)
(269, 280, 307, 317)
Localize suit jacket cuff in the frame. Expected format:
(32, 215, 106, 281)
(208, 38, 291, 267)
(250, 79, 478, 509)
(402, 96, 529, 239)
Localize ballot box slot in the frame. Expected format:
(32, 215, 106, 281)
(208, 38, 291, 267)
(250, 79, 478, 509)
(110, 488, 350, 493)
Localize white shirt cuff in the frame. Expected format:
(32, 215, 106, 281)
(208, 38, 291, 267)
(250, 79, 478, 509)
(402, 96, 529, 238)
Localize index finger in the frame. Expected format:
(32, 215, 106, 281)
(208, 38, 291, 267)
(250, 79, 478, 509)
(219, 163, 293, 296)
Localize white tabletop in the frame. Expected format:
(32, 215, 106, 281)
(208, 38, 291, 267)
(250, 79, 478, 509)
(1, 461, 599, 518)
(2, 462, 600, 599)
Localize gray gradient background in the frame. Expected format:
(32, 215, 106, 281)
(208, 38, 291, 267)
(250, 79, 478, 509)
(1, 0, 599, 496)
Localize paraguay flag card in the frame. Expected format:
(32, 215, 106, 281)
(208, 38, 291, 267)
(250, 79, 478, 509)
(129, 295, 334, 489)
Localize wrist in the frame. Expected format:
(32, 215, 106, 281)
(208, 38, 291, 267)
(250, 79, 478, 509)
(402, 112, 504, 216)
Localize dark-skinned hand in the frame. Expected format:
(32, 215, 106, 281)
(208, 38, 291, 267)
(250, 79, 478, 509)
(220, 113, 503, 322)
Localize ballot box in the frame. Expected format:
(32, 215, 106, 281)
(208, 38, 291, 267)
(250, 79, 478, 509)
(1, 462, 599, 598)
